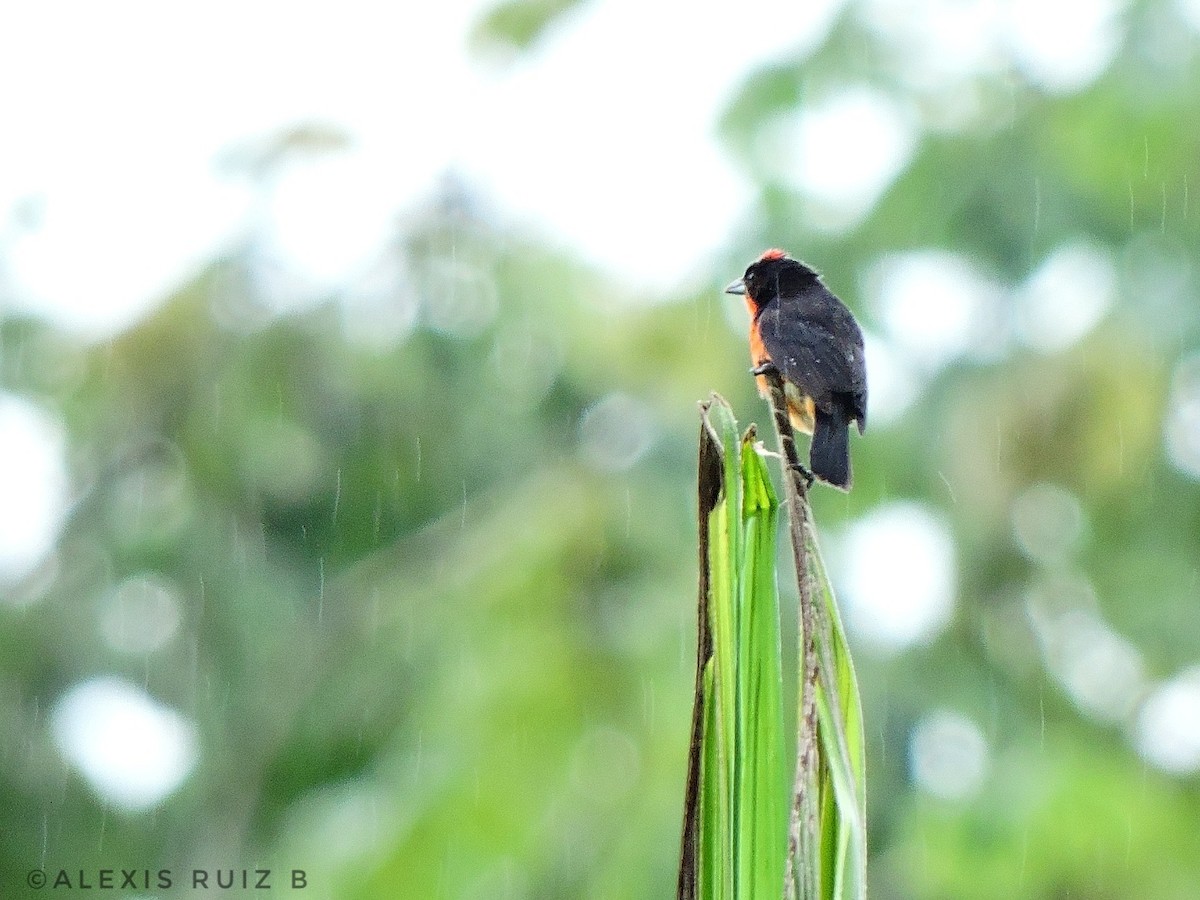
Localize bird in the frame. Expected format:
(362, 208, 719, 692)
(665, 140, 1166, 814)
(725, 249, 867, 490)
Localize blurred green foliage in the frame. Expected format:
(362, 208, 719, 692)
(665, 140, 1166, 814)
(468, 0, 587, 60)
(3, 1, 1200, 898)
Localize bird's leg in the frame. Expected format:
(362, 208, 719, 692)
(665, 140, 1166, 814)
(790, 462, 815, 488)
(758, 368, 813, 491)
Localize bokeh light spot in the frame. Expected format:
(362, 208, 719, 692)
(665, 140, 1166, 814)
(339, 258, 421, 350)
(838, 502, 956, 652)
(569, 725, 641, 803)
(99, 574, 185, 654)
(578, 393, 657, 472)
(867, 250, 1002, 373)
(1011, 482, 1085, 565)
(910, 709, 989, 800)
(106, 458, 194, 550)
(490, 324, 564, 412)
(764, 88, 917, 232)
(240, 418, 328, 504)
(1026, 580, 1146, 722)
(51, 677, 199, 811)
(1136, 667, 1200, 774)
(422, 258, 500, 339)
(1053, 611, 1145, 721)
(859, 331, 919, 429)
(1165, 353, 1200, 480)
(0, 394, 68, 585)
(1004, 0, 1126, 93)
(1016, 241, 1116, 352)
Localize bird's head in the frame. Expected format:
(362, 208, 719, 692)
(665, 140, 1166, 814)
(725, 249, 819, 311)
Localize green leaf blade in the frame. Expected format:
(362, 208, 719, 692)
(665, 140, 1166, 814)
(737, 435, 788, 900)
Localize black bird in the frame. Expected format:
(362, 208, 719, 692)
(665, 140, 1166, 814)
(726, 249, 868, 490)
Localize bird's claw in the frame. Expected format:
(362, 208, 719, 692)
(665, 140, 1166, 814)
(790, 462, 814, 487)
(750, 361, 779, 376)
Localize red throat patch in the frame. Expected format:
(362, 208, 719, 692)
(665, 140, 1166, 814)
(760, 248, 788, 261)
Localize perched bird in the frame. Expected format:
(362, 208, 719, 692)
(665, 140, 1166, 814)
(726, 249, 867, 490)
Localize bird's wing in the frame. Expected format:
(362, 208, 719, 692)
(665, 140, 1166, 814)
(756, 301, 866, 421)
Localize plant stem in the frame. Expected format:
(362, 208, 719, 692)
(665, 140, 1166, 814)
(760, 371, 821, 900)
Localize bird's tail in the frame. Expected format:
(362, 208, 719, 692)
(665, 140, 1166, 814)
(810, 408, 851, 490)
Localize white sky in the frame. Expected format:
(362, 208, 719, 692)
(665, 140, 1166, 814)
(0, 0, 843, 337)
(0, 0, 1132, 338)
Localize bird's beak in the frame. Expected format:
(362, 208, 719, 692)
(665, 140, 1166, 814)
(724, 278, 746, 295)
